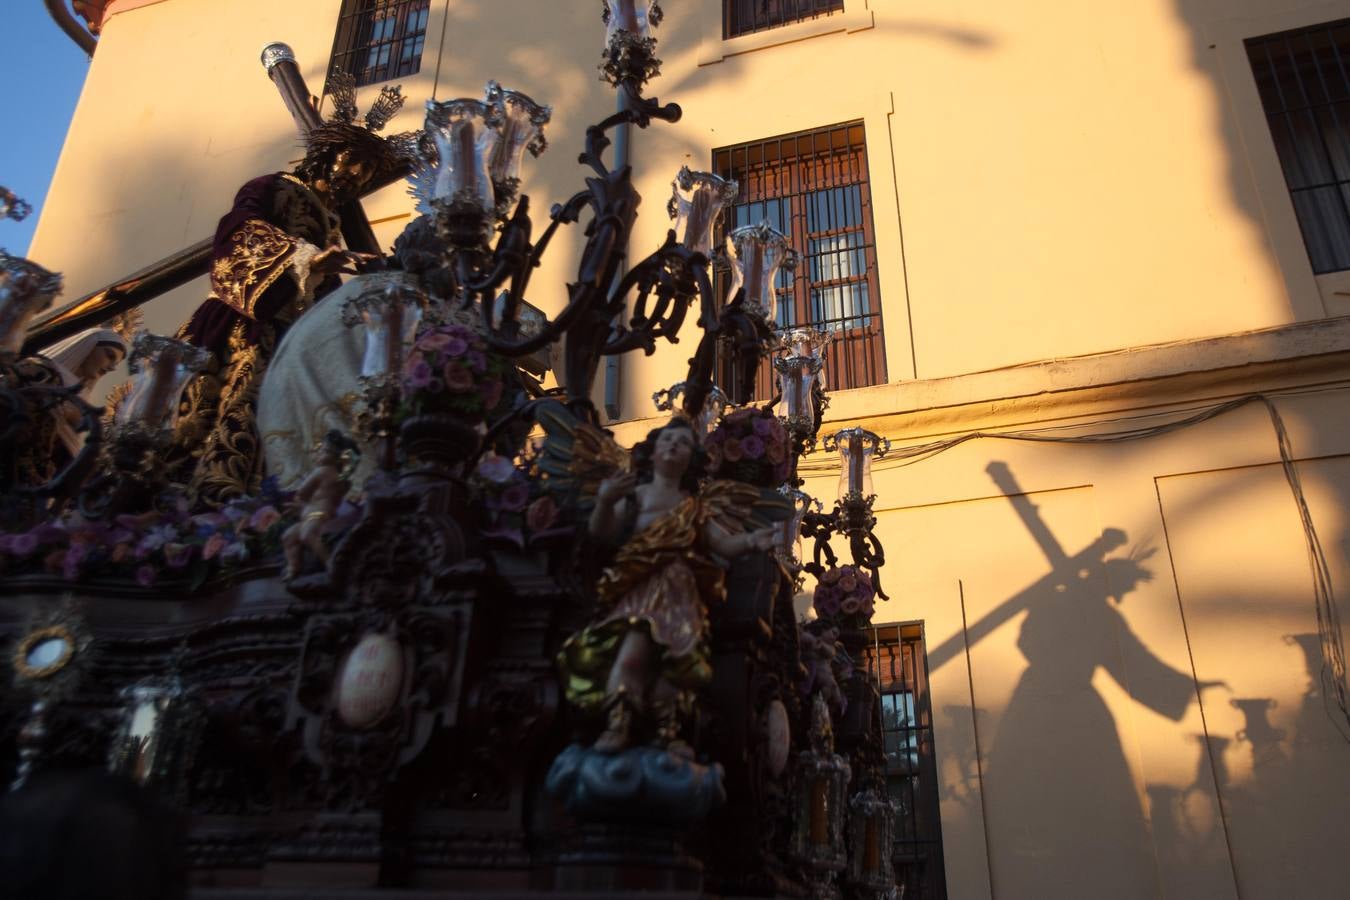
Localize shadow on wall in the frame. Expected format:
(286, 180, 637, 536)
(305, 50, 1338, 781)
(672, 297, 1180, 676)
(929, 462, 1226, 898)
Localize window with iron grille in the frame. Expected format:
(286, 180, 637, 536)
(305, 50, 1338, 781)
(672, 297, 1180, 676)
(1247, 19, 1350, 274)
(862, 623, 948, 900)
(328, 0, 431, 89)
(712, 122, 887, 397)
(724, 0, 845, 40)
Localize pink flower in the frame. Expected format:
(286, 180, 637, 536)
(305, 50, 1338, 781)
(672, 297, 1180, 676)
(741, 435, 765, 459)
(135, 565, 157, 586)
(405, 360, 433, 389)
(248, 505, 280, 532)
(110, 543, 131, 563)
(840, 596, 861, 616)
(202, 533, 227, 561)
(526, 496, 558, 532)
(765, 441, 786, 465)
(499, 482, 530, 512)
(443, 362, 474, 392)
(723, 437, 744, 462)
(839, 573, 857, 593)
(419, 332, 452, 351)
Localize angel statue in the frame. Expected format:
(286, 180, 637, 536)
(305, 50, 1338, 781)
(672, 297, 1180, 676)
(281, 429, 360, 581)
(539, 401, 791, 754)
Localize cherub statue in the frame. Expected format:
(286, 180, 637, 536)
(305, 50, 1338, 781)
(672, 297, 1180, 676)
(800, 623, 846, 716)
(281, 429, 358, 581)
(539, 401, 792, 753)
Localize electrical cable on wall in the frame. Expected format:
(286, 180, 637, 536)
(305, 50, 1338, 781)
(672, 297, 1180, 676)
(799, 392, 1350, 743)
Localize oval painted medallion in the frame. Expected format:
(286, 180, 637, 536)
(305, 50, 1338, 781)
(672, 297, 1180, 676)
(336, 633, 404, 729)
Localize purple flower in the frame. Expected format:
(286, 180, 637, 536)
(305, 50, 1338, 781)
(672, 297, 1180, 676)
(741, 435, 765, 459)
(753, 416, 775, 437)
(444, 336, 469, 357)
(467, 350, 487, 373)
(406, 360, 433, 389)
(813, 584, 842, 617)
(476, 454, 516, 484)
(138, 524, 177, 554)
(135, 565, 157, 586)
(6, 532, 38, 556)
(499, 482, 530, 512)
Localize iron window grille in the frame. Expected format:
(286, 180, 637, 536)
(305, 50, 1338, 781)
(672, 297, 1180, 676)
(712, 122, 888, 398)
(327, 0, 431, 89)
(862, 622, 948, 900)
(724, 0, 845, 40)
(1247, 19, 1350, 274)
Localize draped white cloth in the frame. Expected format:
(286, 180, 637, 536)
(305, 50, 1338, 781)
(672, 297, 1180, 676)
(256, 276, 387, 490)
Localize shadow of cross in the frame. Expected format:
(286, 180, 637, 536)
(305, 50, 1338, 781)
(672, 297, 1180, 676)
(924, 462, 1127, 673)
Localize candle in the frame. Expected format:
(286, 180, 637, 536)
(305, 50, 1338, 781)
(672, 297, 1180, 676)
(743, 240, 764, 309)
(384, 291, 404, 376)
(614, 0, 638, 33)
(848, 432, 864, 496)
(863, 815, 880, 874)
(141, 348, 181, 428)
(810, 777, 830, 846)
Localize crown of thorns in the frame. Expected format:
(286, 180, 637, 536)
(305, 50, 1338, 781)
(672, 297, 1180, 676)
(302, 70, 417, 179)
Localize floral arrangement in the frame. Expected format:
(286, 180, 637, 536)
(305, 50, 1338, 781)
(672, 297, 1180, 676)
(0, 478, 298, 588)
(471, 451, 571, 549)
(705, 407, 791, 487)
(811, 564, 877, 626)
(399, 323, 510, 421)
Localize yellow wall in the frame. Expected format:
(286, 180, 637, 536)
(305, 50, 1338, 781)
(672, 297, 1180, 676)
(28, 0, 1350, 896)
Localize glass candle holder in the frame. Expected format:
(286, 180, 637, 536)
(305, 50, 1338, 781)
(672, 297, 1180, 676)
(116, 334, 210, 435)
(791, 694, 851, 873)
(421, 97, 501, 240)
(847, 785, 898, 892)
(776, 485, 820, 568)
(485, 81, 551, 212)
(342, 275, 424, 380)
(669, 167, 737, 256)
(0, 252, 62, 355)
(651, 381, 729, 436)
(603, 0, 662, 41)
(728, 221, 797, 323)
(830, 426, 889, 501)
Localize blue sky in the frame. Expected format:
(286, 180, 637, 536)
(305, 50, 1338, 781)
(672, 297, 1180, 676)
(0, 6, 91, 255)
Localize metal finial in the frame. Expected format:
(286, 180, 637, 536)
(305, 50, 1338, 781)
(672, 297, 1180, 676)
(260, 42, 296, 72)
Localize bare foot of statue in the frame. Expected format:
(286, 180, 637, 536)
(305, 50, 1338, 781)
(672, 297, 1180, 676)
(594, 689, 637, 753)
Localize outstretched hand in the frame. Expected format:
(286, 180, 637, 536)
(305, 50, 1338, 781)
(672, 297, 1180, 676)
(310, 247, 377, 277)
(597, 472, 637, 507)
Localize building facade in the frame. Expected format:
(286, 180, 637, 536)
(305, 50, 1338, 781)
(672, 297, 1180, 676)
(29, 0, 1350, 897)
